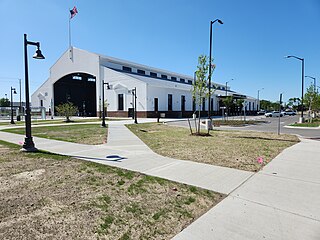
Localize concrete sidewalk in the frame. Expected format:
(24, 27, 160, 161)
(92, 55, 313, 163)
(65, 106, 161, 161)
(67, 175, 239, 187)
(173, 138, 320, 240)
(1, 120, 319, 239)
(0, 120, 252, 195)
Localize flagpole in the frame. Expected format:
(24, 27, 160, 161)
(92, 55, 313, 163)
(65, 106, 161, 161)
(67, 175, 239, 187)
(68, 9, 71, 49)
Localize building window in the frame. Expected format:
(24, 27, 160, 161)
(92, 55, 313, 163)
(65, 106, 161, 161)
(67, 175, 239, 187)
(171, 76, 177, 81)
(180, 78, 185, 82)
(150, 72, 157, 77)
(202, 98, 206, 112)
(88, 78, 95, 82)
(210, 98, 214, 111)
(45, 92, 48, 96)
(249, 102, 251, 111)
(161, 74, 167, 79)
(72, 76, 82, 80)
(122, 66, 132, 72)
(118, 94, 124, 110)
(154, 98, 158, 112)
(181, 95, 185, 112)
(168, 94, 172, 111)
(193, 98, 196, 112)
(188, 80, 192, 84)
(40, 100, 43, 107)
(137, 69, 145, 75)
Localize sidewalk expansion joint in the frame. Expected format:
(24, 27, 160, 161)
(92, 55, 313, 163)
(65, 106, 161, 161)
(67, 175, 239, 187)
(231, 195, 320, 223)
(259, 172, 320, 185)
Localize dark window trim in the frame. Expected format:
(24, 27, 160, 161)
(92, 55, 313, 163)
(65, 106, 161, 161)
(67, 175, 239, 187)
(161, 74, 168, 79)
(122, 66, 132, 72)
(137, 69, 145, 75)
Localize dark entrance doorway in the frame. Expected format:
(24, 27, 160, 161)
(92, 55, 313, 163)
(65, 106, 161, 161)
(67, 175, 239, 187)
(54, 73, 96, 116)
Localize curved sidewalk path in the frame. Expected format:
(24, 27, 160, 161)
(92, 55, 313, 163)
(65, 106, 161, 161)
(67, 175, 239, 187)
(0, 120, 252, 195)
(1, 120, 319, 239)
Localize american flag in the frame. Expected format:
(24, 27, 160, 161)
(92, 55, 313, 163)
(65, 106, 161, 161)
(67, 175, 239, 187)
(70, 6, 78, 19)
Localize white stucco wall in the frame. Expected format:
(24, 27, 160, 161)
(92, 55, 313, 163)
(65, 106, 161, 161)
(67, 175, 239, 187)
(102, 67, 147, 112)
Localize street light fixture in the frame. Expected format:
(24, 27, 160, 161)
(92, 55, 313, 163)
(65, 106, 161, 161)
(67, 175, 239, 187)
(208, 18, 223, 118)
(10, 87, 17, 124)
(225, 79, 234, 97)
(257, 88, 264, 111)
(101, 81, 110, 127)
(305, 75, 316, 92)
(285, 55, 304, 123)
(22, 34, 45, 152)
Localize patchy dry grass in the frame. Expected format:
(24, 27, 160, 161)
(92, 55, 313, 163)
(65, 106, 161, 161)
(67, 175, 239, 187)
(126, 123, 300, 172)
(3, 124, 108, 145)
(0, 141, 224, 240)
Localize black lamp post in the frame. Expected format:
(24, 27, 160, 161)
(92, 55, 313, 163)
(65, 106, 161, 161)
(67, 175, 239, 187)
(132, 87, 138, 124)
(101, 81, 110, 127)
(286, 55, 304, 123)
(10, 87, 17, 124)
(208, 18, 223, 118)
(22, 34, 45, 152)
(257, 88, 264, 111)
(305, 75, 316, 92)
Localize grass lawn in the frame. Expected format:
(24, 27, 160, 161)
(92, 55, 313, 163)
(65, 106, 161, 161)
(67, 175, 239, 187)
(211, 119, 267, 126)
(290, 120, 320, 127)
(0, 141, 224, 239)
(127, 123, 300, 172)
(0, 117, 125, 126)
(3, 124, 108, 145)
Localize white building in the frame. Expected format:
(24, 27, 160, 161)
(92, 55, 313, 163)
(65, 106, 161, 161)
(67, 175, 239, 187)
(31, 47, 258, 118)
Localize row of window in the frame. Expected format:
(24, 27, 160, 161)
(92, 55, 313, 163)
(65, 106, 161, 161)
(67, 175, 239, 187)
(117, 93, 255, 112)
(122, 66, 193, 84)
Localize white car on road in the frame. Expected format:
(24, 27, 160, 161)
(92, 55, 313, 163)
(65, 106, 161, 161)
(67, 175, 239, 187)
(265, 111, 284, 117)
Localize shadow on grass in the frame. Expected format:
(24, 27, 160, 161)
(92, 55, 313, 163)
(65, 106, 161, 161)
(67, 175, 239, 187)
(231, 136, 300, 143)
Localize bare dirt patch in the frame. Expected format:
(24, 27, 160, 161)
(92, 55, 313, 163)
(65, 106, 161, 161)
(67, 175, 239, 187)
(0, 142, 224, 239)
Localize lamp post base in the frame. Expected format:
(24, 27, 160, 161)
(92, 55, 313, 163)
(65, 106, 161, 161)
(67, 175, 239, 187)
(10, 120, 15, 124)
(21, 137, 37, 152)
(299, 117, 305, 123)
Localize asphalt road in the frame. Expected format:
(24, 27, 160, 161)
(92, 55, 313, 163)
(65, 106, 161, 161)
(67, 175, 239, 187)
(166, 115, 320, 139)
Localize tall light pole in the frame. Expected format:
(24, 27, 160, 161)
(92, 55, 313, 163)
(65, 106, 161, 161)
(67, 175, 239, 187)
(10, 87, 17, 124)
(278, 93, 283, 135)
(257, 88, 264, 111)
(286, 55, 304, 123)
(305, 75, 316, 92)
(208, 18, 223, 118)
(225, 79, 234, 96)
(22, 34, 45, 152)
(101, 81, 110, 127)
(132, 87, 138, 124)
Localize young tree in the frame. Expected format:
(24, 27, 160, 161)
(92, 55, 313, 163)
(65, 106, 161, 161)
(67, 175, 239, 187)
(55, 102, 78, 122)
(304, 85, 319, 120)
(287, 97, 301, 111)
(192, 55, 215, 134)
(0, 98, 10, 107)
(222, 96, 234, 120)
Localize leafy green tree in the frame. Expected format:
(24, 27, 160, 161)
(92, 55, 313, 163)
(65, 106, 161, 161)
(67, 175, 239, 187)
(0, 98, 10, 107)
(304, 85, 320, 120)
(287, 97, 301, 111)
(55, 102, 78, 122)
(222, 96, 234, 119)
(192, 55, 215, 134)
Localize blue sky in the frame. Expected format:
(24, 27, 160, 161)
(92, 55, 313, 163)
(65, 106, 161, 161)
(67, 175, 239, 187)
(0, 0, 319, 103)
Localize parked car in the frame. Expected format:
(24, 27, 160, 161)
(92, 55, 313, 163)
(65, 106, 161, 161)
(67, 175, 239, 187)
(284, 110, 297, 116)
(265, 111, 284, 117)
(257, 110, 266, 115)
